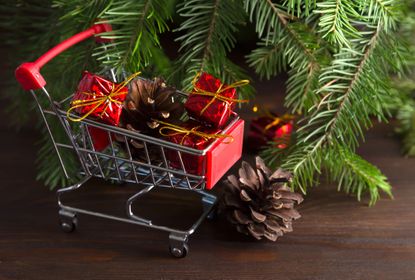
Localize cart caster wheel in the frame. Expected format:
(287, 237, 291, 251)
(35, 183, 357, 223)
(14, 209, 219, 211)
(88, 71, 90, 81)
(59, 210, 77, 233)
(169, 244, 188, 258)
(60, 217, 77, 233)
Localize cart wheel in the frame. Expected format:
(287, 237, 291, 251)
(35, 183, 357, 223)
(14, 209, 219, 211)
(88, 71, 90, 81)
(60, 217, 77, 233)
(59, 209, 78, 233)
(169, 243, 189, 258)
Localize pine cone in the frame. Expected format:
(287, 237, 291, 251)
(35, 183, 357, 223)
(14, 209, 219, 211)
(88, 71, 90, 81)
(117, 77, 184, 161)
(113, 124, 162, 163)
(120, 77, 184, 132)
(220, 157, 303, 241)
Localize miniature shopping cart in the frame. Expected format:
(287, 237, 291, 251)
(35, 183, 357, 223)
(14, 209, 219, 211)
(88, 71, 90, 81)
(15, 24, 244, 258)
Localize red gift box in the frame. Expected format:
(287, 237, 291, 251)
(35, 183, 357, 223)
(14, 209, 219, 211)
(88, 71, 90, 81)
(185, 72, 248, 128)
(248, 113, 294, 151)
(87, 126, 112, 152)
(68, 72, 131, 151)
(163, 121, 223, 175)
(69, 71, 128, 125)
(163, 119, 244, 189)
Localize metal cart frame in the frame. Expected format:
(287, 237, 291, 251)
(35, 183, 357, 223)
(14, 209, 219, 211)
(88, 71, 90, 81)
(15, 23, 243, 258)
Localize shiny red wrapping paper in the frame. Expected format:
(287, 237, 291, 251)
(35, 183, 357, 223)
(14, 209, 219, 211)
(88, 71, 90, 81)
(70, 72, 128, 151)
(165, 121, 222, 175)
(185, 73, 236, 128)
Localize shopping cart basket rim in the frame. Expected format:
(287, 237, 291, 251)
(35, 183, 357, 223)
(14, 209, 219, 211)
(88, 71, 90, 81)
(49, 105, 241, 157)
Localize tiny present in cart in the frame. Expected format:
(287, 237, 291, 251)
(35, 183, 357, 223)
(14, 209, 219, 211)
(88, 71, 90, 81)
(15, 23, 249, 258)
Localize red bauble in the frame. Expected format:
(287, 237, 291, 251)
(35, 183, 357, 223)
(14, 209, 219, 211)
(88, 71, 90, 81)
(247, 114, 294, 151)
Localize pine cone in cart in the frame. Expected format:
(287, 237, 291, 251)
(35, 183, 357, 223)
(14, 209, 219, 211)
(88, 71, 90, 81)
(115, 124, 162, 162)
(121, 77, 184, 132)
(220, 157, 303, 241)
(116, 77, 184, 162)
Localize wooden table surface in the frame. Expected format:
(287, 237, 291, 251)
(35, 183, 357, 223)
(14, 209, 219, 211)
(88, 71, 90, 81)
(1, 77, 414, 280)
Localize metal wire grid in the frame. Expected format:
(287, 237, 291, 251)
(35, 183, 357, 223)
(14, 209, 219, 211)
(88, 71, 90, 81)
(34, 81, 239, 192)
(38, 99, 204, 191)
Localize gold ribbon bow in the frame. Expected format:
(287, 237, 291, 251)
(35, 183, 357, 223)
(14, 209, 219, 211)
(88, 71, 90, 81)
(157, 120, 234, 145)
(66, 72, 141, 122)
(191, 72, 250, 115)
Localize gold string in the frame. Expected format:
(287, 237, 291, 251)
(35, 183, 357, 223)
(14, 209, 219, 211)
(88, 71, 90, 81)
(66, 72, 141, 122)
(190, 72, 250, 116)
(157, 120, 234, 145)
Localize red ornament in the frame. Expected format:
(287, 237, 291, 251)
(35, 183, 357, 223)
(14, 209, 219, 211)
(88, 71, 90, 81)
(68, 71, 129, 151)
(185, 72, 248, 128)
(248, 113, 294, 151)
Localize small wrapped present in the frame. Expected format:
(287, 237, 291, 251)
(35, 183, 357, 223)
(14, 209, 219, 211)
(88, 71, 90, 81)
(67, 71, 139, 151)
(68, 71, 130, 125)
(248, 113, 294, 151)
(160, 120, 231, 175)
(184, 72, 249, 128)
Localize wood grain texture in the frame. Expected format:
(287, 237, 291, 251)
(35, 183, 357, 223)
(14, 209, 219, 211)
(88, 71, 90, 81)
(1, 71, 414, 280)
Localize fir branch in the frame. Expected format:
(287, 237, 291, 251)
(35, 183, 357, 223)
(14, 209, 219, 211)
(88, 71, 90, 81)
(220, 60, 256, 100)
(174, 0, 252, 97)
(360, 0, 400, 31)
(318, 30, 382, 148)
(95, 0, 173, 73)
(396, 98, 415, 156)
(325, 146, 393, 206)
(279, 25, 404, 203)
(284, 0, 316, 17)
(245, 0, 329, 113)
(315, 0, 361, 48)
(283, 32, 381, 183)
(244, 0, 294, 43)
(285, 59, 320, 112)
(199, 0, 220, 71)
(391, 0, 415, 157)
(246, 39, 287, 80)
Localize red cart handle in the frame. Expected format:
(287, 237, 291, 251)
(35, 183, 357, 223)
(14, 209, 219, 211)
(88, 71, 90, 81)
(15, 23, 112, 91)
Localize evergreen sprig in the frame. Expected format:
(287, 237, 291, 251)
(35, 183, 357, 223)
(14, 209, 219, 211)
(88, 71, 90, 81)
(245, 0, 330, 113)
(280, 26, 404, 202)
(396, 101, 415, 156)
(326, 146, 393, 206)
(285, 0, 317, 17)
(174, 0, 254, 98)
(315, 0, 360, 48)
(392, 0, 415, 156)
(95, 0, 175, 73)
(362, 0, 400, 31)
(252, 0, 406, 204)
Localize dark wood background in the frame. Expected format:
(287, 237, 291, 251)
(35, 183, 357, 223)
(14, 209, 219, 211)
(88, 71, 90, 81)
(1, 73, 415, 279)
